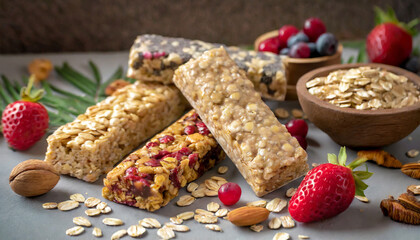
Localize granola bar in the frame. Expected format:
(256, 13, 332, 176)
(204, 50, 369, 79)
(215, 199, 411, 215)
(173, 47, 308, 197)
(45, 82, 187, 182)
(102, 110, 225, 211)
(127, 34, 286, 100)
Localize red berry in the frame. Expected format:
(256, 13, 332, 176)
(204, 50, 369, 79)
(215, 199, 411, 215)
(218, 182, 241, 206)
(159, 135, 175, 144)
(289, 42, 310, 58)
(293, 135, 307, 150)
(196, 122, 210, 135)
(144, 159, 162, 167)
(184, 125, 196, 135)
(188, 153, 198, 168)
(2, 100, 49, 150)
(303, 17, 326, 42)
(258, 37, 280, 54)
(278, 25, 299, 48)
(146, 141, 159, 148)
(178, 147, 192, 156)
(285, 119, 308, 137)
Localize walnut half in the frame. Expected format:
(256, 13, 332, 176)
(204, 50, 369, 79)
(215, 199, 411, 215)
(401, 163, 420, 179)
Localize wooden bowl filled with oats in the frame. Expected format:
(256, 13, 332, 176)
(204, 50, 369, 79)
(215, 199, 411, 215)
(296, 63, 420, 148)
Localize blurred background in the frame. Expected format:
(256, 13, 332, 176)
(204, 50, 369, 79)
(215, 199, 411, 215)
(1, 0, 419, 53)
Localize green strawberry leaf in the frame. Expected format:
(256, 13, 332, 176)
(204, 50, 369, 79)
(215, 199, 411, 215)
(328, 153, 338, 164)
(338, 147, 347, 165)
(353, 171, 374, 180)
(374, 6, 419, 36)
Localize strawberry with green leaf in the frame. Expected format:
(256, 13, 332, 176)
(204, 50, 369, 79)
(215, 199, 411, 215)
(288, 147, 373, 223)
(366, 6, 419, 66)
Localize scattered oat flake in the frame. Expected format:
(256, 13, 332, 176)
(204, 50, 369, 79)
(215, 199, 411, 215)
(217, 166, 228, 174)
(170, 217, 183, 224)
(70, 193, 85, 203)
(274, 108, 290, 119)
(298, 235, 310, 239)
(194, 214, 218, 224)
(268, 217, 282, 229)
(406, 149, 419, 158)
(177, 211, 195, 220)
(103, 217, 123, 226)
(215, 208, 229, 217)
(250, 224, 263, 232)
(280, 216, 295, 228)
(165, 223, 190, 232)
(177, 195, 195, 206)
(205, 189, 218, 197)
(96, 201, 107, 210)
(73, 216, 92, 227)
(210, 176, 227, 182)
(127, 225, 146, 237)
(85, 208, 101, 217)
(101, 206, 112, 214)
(355, 195, 369, 203)
(408, 136, 413, 141)
(157, 227, 175, 239)
(205, 224, 222, 232)
(141, 218, 161, 228)
(192, 188, 206, 198)
(66, 226, 84, 236)
(111, 229, 127, 240)
(205, 179, 220, 191)
(187, 182, 199, 192)
(291, 109, 304, 118)
(207, 202, 220, 212)
(286, 188, 297, 198)
(92, 227, 102, 237)
(247, 200, 267, 208)
(266, 198, 288, 212)
(84, 197, 101, 208)
(42, 202, 57, 209)
(273, 232, 290, 240)
(195, 209, 214, 216)
(58, 200, 79, 211)
(312, 163, 320, 168)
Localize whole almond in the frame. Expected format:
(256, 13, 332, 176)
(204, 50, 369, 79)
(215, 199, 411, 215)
(9, 159, 60, 197)
(227, 206, 270, 226)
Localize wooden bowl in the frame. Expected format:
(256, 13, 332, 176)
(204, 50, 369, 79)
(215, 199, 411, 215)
(296, 63, 420, 148)
(254, 30, 342, 100)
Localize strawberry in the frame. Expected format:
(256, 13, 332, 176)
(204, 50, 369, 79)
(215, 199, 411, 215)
(366, 7, 419, 66)
(2, 75, 49, 150)
(288, 147, 372, 223)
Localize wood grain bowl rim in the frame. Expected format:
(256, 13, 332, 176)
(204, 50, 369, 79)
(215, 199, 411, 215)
(254, 30, 342, 64)
(296, 63, 420, 116)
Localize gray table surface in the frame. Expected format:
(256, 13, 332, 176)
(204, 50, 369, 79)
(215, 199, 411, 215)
(0, 51, 419, 240)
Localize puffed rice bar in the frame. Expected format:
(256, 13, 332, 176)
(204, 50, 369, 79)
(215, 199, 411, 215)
(173, 47, 308, 197)
(102, 110, 225, 211)
(127, 34, 286, 100)
(45, 82, 187, 182)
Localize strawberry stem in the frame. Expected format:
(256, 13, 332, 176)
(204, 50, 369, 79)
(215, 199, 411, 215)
(20, 75, 44, 102)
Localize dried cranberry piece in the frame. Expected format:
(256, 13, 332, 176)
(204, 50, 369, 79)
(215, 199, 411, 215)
(185, 113, 199, 122)
(169, 167, 181, 188)
(144, 159, 162, 167)
(196, 121, 210, 135)
(153, 150, 171, 159)
(188, 153, 198, 168)
(146, 141, 159, 148)
(159, 135, 175, 144)
(178, 147, 192, 156)
(143, 52, 152, 59)
(184, 125, 197, 135)
(153, 51, 166, 58)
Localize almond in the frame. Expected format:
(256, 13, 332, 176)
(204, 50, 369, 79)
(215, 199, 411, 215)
(227, 206, 270, 226)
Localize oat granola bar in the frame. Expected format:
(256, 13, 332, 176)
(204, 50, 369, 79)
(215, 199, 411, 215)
(102, 110, 225, 211)
(173, 47, 308, 197)
(45, 82, 187, 182)
(127, 34, 286, 100)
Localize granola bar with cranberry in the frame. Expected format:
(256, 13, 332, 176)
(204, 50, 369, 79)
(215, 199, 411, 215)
(173, 47, 308, 197)
(127, 34, 286, 100)
(102, 110, 225, 211)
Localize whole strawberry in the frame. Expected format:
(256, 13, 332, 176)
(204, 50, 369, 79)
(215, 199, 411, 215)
(366, 7, 418, 66)
(2, 75, 49, 150)
(288, 147, 372, 223)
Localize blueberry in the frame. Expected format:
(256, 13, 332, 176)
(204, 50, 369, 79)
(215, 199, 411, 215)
(279, 48, 290, 56)
(401, 56, 420, 73)
(316, 33, 338, 56)
(287, 32, 309, 48)
(307, 42, 319, 57)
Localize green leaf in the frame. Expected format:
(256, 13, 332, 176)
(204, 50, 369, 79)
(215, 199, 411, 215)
(46, 82, 95, 105)
(88, 61, 101, 86)
(347, 157, 369, 170)
(62, 62, 96, 89)
(338, 147, 347, 165)
(346, 56, 355, 64)
(1, 75, 20, 101)
(327, 153, 338, 164)
(353, 170, 374, 180)
(0, 83, 13, 104)
(55, 66, 95, 95)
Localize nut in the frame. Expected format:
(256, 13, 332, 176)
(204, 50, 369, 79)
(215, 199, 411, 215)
(357, 150, 402, 168)
(28, 59, 53, 81)
(380, 196, 420, 225)
(398, 193, 420, 213)
(9, 159, 60, 197)
(401, 163, 420, 179)
(227, 206, 270, 226)
(407, 185, 420, 195)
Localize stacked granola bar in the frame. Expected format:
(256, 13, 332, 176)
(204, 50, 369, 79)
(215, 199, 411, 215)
(102, 110, 225, 211)
(45, 82, 187, 182)
(127, 34, 287, 100)
(173, 47, 308, 197)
